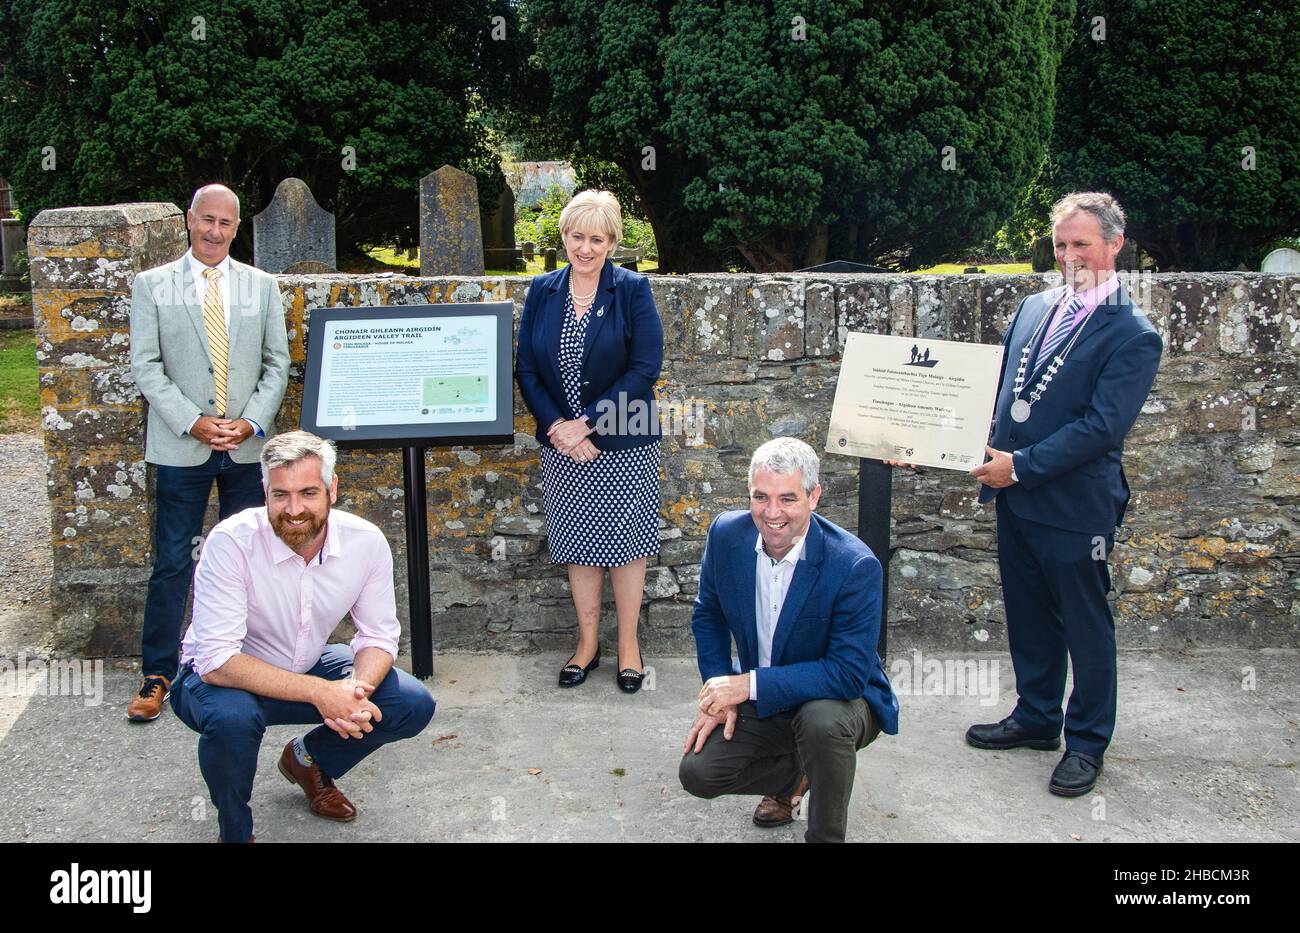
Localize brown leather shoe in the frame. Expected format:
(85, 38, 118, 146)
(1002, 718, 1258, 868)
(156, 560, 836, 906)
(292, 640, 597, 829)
(752, 774, 809, 827)
(276, 741, 357, 822)
(126, 675, 171, 722)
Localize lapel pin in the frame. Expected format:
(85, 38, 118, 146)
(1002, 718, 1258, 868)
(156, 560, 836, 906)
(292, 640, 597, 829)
(596, 306, 605, 317)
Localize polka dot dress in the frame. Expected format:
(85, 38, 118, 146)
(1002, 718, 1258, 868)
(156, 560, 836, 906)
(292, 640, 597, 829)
(539, 291, 661, 567)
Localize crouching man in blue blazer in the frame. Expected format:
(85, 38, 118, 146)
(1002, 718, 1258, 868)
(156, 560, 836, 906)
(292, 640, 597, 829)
(679, 438, 899, 843)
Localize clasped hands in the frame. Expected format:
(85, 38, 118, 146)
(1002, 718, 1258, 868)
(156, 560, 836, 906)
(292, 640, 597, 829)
(885, 445, 1016, 489)
(190, 415, 254, 452)
(313, 677, 383, 740)
(548, 417, 598, 464)
(682, 674, 748, 754)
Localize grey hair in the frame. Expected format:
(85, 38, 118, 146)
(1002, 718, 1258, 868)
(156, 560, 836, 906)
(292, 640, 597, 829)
(260, 431, 337, 488)
(1050, 191, 1125, 243)
(749, 437, 820, 495)
(189, 184, 241, 219)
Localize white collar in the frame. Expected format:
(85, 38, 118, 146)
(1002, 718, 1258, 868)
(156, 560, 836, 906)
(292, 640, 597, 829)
(755, 529, 807, 567)
(186, 248, 232, 282)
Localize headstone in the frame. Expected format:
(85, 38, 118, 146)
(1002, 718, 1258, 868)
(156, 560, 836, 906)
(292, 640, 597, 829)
(1, 217, 25, 284)
(544, 247, 557, 271)
(1116, 238, 1139, 271)
(1260, 248, 1300, 274)
(0, 178, 13, 219)
(420, 165, 485, 276)
(252, 177, 336, 274)
(1031, 235, 1055, 272)
(480, 172, 522, 271)
(522, 241, 535, 261)
(480, 175, 515, 252)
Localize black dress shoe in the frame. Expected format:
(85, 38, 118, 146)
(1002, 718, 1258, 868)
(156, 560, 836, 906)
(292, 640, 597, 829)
(965, 716, 1061, 751)
(616, 651, 645, 694)
(558, 648, 600, 687)
(1049, 751, 1103, 797)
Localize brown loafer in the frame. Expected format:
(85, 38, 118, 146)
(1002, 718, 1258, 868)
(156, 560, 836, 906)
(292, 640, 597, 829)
(126, 675, 171, 722)
(753, 774, 809, 827)
(277, 741, 357, 822)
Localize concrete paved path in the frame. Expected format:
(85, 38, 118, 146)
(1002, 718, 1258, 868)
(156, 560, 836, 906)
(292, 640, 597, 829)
(1, 649, 1295, 843)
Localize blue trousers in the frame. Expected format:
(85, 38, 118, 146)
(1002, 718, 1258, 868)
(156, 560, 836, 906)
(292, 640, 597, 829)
(996, 495, 1116, 759)
(170, 644, 436, 843)
(142, 452, 265, 678)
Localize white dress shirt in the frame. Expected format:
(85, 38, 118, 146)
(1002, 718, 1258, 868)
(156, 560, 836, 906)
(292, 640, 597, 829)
(748, 532, 807, 701)
(186, 249, 231, 328)
(182, 507, 401, 677)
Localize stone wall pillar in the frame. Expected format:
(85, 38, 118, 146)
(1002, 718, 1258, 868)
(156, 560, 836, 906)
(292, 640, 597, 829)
(28, 203, 187, 654)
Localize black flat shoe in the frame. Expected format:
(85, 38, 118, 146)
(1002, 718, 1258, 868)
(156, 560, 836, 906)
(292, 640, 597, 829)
(616, 651, 645, 694)
(1049, 751, 1103, 797)
(965, 716, 1061, 751)
(558, 648, 600, 687)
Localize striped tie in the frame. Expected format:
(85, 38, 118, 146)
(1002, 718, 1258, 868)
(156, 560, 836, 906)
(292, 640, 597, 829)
(1036, 294, 1084, 368)
(201, 267, 228, 415)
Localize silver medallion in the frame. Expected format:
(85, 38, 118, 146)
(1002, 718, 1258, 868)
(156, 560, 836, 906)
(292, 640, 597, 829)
(1010, 399, 1032, 423)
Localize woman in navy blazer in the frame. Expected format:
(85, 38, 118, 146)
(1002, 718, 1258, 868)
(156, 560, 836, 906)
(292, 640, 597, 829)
(515, 191, 664, 693)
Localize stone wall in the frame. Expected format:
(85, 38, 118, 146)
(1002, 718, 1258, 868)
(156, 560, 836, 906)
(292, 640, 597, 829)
(30, 204, 1300, 659)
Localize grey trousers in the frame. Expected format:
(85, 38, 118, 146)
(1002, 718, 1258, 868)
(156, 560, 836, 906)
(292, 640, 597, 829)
(678, 698, 880, 843)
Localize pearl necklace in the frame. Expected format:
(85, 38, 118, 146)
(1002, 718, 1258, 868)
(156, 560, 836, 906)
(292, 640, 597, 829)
(570, 279, 597, 309)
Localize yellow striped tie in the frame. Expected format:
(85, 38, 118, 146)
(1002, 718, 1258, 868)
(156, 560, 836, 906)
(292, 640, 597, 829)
(201, 267, 228, 416)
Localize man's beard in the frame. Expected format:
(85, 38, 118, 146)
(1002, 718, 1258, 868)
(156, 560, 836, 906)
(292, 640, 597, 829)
(272, 510, 326, 550)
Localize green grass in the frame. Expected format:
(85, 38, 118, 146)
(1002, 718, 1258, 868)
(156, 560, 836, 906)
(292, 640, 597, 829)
(916, 262, 1033, 274)
(362, 247, 659, 277)
(0, 329, 39, 434)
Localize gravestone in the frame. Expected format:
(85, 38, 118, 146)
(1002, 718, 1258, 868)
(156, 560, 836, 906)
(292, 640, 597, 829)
(480, 176, 522, 271)
(544, 247, 557, 271)
(1260, 248, 1300, 273)
(1116, 237, 1140, 271)
(1, 217, 25, 289)
(1031, 235, 1055, 272)
(0, 177, 13, 218)
(522, 241, 535, 261)
(420, 165, 485, 276)
(253, 177, 336, 274)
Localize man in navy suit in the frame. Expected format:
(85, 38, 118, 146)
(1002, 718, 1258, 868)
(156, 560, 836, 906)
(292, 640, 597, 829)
(678, 438, 899, 843)
(967, 192, 1163, 796)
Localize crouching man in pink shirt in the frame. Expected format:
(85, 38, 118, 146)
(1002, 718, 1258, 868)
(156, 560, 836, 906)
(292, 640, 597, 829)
(170, 430, 435, 842)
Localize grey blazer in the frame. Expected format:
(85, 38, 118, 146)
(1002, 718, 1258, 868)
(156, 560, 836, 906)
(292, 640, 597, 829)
(129, 254, 290, 467)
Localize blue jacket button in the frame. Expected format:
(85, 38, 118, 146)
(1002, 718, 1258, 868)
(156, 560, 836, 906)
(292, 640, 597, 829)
(209, 399, 215, 405)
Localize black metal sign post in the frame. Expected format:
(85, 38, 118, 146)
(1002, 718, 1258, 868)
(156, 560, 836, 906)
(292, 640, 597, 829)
(300, 302, 517, 683)
(402, 446, 433, 679)
(857, 458, 892, 659)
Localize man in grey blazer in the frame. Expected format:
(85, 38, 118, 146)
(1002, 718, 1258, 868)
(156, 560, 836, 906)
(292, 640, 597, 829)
(127, 184, 290, 722)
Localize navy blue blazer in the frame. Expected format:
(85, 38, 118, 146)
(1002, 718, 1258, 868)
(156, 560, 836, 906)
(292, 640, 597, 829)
(515, 260, 663, 451)
(981, 282, 1163, 535)
(691, 510, 900, 734)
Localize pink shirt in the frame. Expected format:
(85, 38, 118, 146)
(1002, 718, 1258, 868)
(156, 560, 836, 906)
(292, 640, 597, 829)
(1044, 273, 1123, 343)
(182, 507, 401, 677)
